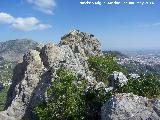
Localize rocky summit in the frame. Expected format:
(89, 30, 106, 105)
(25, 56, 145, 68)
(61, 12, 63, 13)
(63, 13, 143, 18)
(0, 30, 160, 120)
(1, 30, 102, 119)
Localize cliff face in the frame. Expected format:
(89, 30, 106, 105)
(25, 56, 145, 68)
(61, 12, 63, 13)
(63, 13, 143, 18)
(3, 30, 102, 119)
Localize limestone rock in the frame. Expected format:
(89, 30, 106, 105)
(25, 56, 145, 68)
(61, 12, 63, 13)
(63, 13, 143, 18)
(0, 112, 15, 120)
(5, 50, 45, 119)
(108, 71, 128, 88)
(3, 30, 100, 119)
(101, 93, 160, 120)
(40, 43, 63, 68)
(153, 99, 160, 117)
(59, 29, 102, 56)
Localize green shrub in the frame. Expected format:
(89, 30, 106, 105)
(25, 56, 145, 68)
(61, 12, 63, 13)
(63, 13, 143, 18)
(34, 55, 160, 120)
(0, 61, 15, 111)
(85, 87, 112, 120)
(35, 68, 87, 120)
(88, 55, 127, 84)
(0, 87, 9, 111)
(0, 61, 16, 84)
(116, 73, 160, 98)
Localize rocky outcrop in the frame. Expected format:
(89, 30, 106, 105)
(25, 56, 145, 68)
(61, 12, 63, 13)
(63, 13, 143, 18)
(108, 71, 128, 88)
(3, 30, 159, 120)
(101, 93, 160, 120)
(60, 30, 102, 56)
(3, 30, 101, 119)
(5, 50, 45, 119)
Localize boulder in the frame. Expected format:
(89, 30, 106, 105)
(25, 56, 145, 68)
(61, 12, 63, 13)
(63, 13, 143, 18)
(101, 93, 160, 120)
(108, 71, 128, 88)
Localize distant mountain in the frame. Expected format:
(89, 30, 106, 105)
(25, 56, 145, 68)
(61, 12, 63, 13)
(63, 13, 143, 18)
(0, 39, 39, 62)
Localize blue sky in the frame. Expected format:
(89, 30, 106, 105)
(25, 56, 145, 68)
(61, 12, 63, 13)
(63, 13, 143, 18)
(0, 0, 160, 50)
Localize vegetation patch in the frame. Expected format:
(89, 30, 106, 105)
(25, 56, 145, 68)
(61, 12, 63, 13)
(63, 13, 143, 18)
(116, 74, 160, 99)
(35, 68, 87, 120)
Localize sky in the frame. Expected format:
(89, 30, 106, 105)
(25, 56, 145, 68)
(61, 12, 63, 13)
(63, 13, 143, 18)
(0, 0, 160, 50)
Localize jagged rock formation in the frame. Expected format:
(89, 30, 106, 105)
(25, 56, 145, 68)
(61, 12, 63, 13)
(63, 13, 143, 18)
(0, 39, 39, 62)
(3, 30, 101, 120)
(60, 30, 102, 56)
(101, 93, 160, 120)
(5, 50, 45, 119)
(2, 30, 160, 120)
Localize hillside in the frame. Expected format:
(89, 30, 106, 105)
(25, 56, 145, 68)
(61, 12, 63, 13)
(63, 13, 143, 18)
(0, 39, 39, 62)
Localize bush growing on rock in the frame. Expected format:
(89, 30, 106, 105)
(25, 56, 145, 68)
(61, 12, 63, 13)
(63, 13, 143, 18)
(116, 73, 160, 98)
(34, 55, 160, 120)
(35, 68, 87, 120)
(86, 55, 127, 119)
(88, 55, 127, 84)
(85, 86, 113, 120)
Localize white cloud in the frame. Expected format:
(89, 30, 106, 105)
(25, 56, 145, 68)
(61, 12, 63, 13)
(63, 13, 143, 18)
(26, 0, 56, 14)
(0, 12, 15, 24)
(0, 12, 52, 31)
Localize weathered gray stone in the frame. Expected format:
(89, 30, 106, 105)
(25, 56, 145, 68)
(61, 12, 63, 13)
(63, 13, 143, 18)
(3, 30, 100, 119)
(59, 29, 102, 56)
(0, 112, 15, 120)
(153, 99, 160, 117)
(108, 71, 128, 88)
(5, 50, 45, 119)
(101, 93, 160, 120)
(40, 43, 63, 68)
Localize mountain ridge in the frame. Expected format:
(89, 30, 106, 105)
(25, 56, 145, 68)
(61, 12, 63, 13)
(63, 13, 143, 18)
(0, 39, 39, 62)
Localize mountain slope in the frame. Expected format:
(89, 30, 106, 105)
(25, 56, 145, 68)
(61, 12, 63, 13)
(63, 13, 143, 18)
(0, 39, 39, 62)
